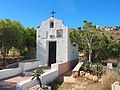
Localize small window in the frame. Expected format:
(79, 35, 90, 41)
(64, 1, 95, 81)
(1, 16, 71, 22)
(57, 29, 63, 38)
(50, 21, 54, 28)
(50, 35, 55, 39)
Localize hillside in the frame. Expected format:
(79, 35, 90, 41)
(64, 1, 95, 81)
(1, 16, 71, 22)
(103, 30, 120, 40)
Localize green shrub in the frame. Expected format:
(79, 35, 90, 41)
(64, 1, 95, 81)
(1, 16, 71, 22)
(81, 61, 93, 73)
(116, 66, 120, 75)
(47, 78, 62, 90)
(81, 61, 104, 77)
(91, 63, 104, 77)
(31, 68, 44, 88)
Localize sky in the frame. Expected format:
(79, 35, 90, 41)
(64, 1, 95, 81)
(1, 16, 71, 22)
(0, 0, 120, 29)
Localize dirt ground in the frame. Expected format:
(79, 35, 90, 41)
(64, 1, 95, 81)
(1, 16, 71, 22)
(58, 77, 102, 90)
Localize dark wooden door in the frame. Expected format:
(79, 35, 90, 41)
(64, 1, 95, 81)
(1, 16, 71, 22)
(48, 41, 56, 66)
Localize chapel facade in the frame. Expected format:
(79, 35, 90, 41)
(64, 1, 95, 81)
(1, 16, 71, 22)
(36, 16, 78, 66)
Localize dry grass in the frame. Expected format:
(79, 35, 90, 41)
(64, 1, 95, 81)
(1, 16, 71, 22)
(58, 70, 120, 90)
(58, 83, 75, 90)
(104, 31, 120, 39)
(100, 70, 119, 90)
(58, 77, 101, 90)
(102, 59, 119, 67)
(107, 59, 119, 63)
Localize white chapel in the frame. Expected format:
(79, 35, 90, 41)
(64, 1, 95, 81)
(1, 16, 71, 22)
(36, 13, 78, 66)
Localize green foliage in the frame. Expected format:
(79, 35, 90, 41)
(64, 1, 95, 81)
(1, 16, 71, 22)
(81, 61, 93, 73)
(70, 20, 103, 62)
(31, 68, 44, 88)
(77, 27, 81, 30)
(114, 66, 120, 80)
(0, 18, 36, 62)
(47, 78, 62, 90)
(92, 34, 109, 62)
(108, 40, 120, 59)
(32, 68, 44, 78)
(23, 27, 36, 59)
(0, 18, 24, 63)
(24, 27, 36, 48)
(91, 63, 104, 77)
(69, 20, 120, 63)
(81, 61, 104, 76)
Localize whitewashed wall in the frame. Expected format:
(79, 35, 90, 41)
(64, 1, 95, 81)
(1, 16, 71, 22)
(36, 38, 47, 66)
(19, 61, 41, 72)
(56, 26, 68, 62)
(16, 59, 78, 90)
(16, 69, 58, 90)
(68, 38, 78, 61)
(0, 61, 41, 80)
(36, 17, 76, 66)
(0, 68, 21, 79)
(41, 69, 58, 85)
(16, 78, 38, 90)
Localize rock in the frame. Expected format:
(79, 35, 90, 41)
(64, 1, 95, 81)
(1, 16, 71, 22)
(93, 76, 98, 82)
(98, 78, 103, 82)
(80, 71, 85, 77)
(85, 73, 90, 79)
(73, 72, 78, 78)
(88, 75, 94, 80)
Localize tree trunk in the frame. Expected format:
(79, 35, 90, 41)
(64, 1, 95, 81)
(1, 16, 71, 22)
(88, 43, 92, 62)
(39, 79, 42, 88)
(2, 41, 7, 65)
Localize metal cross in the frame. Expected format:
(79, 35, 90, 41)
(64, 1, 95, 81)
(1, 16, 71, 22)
(50, 10, 56, 17)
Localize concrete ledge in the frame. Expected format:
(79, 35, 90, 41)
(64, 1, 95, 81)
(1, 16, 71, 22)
(41, 69, 58, 85)
(0, 68, 21, 80)
(112, 81, 120, 90)
(16, 69, 58, 90)
(72, 62, 83, 72)
(72, 62, 83, 78)
(16, 60, 78, 90)
(19, 61, 41, 72)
